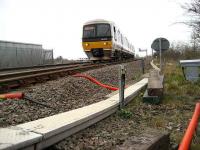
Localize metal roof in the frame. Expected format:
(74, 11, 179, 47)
(0, 40, 42, 49)
(180, 59, 200, 64)
(0, 40, 42, 46)
(180, 59, 200, 67)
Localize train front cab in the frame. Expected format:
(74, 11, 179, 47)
(82, 23, 113, 61)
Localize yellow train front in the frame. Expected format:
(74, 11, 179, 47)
(82, 19, 135, 61)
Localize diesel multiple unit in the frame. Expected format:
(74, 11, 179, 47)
(82, 19, 135, 61)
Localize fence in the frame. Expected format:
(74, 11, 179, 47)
(0, 46, 53, 69)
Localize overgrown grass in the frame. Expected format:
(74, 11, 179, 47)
(117, 61, 200, 149)
(163, 62, 200, 149)
(156, 49, 200, 61)
(164, 63, 200, 102)
(118, 109, 133, 119)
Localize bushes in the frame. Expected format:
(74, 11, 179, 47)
(182, 50, 200, 59)
(155, 49, 200, 62)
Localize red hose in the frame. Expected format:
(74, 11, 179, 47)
(73, 73, 119, 91)
(178, 102, 200, 150)
(0, 92, 24, 99)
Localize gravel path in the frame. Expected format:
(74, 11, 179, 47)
(0, 61, 143, 127)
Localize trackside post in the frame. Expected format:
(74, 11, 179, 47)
(141, 59, 145, 74)
(119, 65, 126, 109)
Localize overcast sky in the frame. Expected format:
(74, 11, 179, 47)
(0, 0, 191, 59)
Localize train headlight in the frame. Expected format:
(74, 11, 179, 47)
(103, 42, 107, 45)
(85, 43, 89, 46)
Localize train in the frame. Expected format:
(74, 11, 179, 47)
(82, 19, 135, 62)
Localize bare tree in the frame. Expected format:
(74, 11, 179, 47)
(182, 0, 200, 50)
(191, 30, 199, 50)
(183, 0, 200, 38)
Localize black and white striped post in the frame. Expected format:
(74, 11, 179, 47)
(119, 65, 126, 109)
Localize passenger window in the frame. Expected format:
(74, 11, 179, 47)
(118, 30, 120, 42)
(121, 34, 123, 44)
(114, 27, 117, 41)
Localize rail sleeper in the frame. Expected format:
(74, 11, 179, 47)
(0, 78, 148, 150)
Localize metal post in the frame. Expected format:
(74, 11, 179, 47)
(142, 59, 145, 74)
(159, 38, 162, 71)
(119, 65, 126, 109)
(146, 50, 147, 58)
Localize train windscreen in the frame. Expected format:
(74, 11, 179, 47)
(83, 24, 111, 38)
(96, 24, 111, 37)
(83, 25, 95, 38)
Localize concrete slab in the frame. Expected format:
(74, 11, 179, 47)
(147, 69, 164, 97)
(116, 129, 170, 150)
(18, 78, 147, 138)
(0, 126, 42, 150)
(143, 90, 161, 104)
(150, 60, 160, 71)
(18, 97, 119, 139)
(2, 78, 148, 150)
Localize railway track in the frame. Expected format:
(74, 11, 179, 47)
(0, 62, 103, 91)
(0, 59, 141, 92)
(0, 61, 90, 73)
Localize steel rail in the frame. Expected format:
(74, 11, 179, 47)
(0, 64, 101, 84)
(0, 59, 142, 91)
(0, 61, 90, 72)
(0, 63, 92, 79)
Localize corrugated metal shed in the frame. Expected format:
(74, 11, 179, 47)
(0, 40, 53, 69)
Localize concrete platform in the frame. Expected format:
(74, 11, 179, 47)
(0, 127, 42, 150)
(150, 60, 160, 71)
(143, 90, 161, 104)
(0, 78, 148, 150)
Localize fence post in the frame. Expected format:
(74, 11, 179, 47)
(119, 65, 126, 109)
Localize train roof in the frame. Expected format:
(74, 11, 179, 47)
(83, 19, 114, 25)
